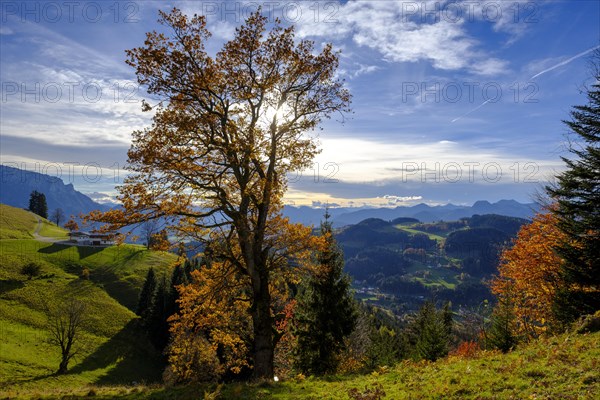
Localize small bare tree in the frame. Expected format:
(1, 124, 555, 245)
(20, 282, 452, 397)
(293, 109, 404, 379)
(50, 208, 66, 226)
(140, 219, 160, 249)
(42, 297, 88, 374)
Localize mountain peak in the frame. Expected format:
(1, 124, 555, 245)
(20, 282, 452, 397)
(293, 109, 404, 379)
(0, 165, 110, 218)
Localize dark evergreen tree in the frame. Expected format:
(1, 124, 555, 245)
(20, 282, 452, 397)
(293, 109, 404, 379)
(166, 262, 189, 321)
(442, 301, 454, 338)
(487, 297, 517, 353)
(343, 303, 406, 371)
(547, 53, 600, 324)
(147, 275, 170, 350)
(366, 324, 404, 368)
(413, 300, 452, 361)
(142, 261, 192, 351)
(28, 190, 48, 219)
(292, 212, 358, 375)
(136, 267, 156, 319)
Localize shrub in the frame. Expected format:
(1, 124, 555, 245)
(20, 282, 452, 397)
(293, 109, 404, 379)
(21, 262, 41, 280)
(574, 310, 600, 334)
(347, 383, 386, 400)
(449, 341, 480, 359)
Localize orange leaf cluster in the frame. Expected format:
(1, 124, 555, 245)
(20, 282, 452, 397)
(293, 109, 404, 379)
(168, 260, 252, 381)
(491, 211, 566, 338)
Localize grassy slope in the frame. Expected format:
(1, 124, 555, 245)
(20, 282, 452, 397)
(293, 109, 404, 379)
(37, 219, 69, 239)
(4, 331, 598, 399)
(0, 204, 177, 396)
(0, 204, 37, 239)
(394, 225, 446, 242)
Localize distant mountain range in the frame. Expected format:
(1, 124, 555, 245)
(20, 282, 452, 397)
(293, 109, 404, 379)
(0, 165, 110, 219)
(284, 199, 540, 227)
(1, 164, 540, 225)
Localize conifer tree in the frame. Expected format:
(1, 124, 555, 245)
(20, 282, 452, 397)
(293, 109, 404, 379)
(487, 296, 518, 353)
(137, 267, 156, 319)
(442, 302, 453, 337)
(167, 262, 189, 318)
(292, 212, 358, 375)
(547, 53, 600, 324)
(148, 275, 170, 350)
(367, 325, 403, 368)
(28, 190, 48, 219)
(143, 262, 192, 351)
(413, 301, 452, 361)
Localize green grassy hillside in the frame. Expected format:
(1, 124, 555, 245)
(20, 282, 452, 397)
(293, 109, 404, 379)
(0, 204, 37, 239)
(0, 204, 178, 396)
(0, 203, 69, 240)
(3, 330, 598, 399)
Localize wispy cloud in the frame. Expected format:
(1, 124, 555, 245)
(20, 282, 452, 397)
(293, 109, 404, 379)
(295, 0, 510, 76)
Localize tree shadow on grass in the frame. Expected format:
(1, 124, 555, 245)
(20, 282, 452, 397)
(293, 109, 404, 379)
(68, 320, 165, 385)
(0, 279, 25, 295)
(85, 267, 139, 311)
(37, 242, 71, 254)
(2, 371, 57, 388)
(76, 246, 105, 259)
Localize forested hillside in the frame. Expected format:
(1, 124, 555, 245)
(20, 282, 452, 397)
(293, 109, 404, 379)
(335, 214, 529, 313)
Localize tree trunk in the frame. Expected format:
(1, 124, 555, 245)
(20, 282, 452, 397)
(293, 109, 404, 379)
(57, 356, 69, 374)
(250, 270, 274, 380)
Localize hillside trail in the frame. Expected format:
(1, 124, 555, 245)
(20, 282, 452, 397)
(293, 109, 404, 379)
(31, 213, 66, 243)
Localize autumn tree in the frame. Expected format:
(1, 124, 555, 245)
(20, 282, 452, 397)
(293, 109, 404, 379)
(168, 217, 316, 381)
(546, 53, 600, 324)
(64, 218, 79, 232)
(491, 211, 566, 337)
(88, 8, 350, 379)
(149, 229, 171, 251)
(168, 259, 254, 382)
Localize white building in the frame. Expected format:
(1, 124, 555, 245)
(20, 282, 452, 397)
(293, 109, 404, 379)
(68, 232, 115, 246)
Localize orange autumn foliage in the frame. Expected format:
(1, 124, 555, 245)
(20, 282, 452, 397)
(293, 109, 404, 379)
(449, 340, 481, 359)
(168, 260, 252, 382)
(64, 219, 79, 232)
(167, 217, 320, 381)
(491, 210, 567, 338)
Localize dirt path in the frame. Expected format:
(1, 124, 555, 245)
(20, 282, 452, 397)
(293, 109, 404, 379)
(30, 213, 67, 243)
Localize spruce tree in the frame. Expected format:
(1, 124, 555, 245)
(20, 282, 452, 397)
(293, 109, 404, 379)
(442, 302, 454, 337)
(37, 192, 47, 219)
(147, 275, 170, 350)
(547, 54, 600, 324)
(487, 297, 518, 353)
(28, 190, 48, 219)
(367, 325, 403, 368)
(292, 212, 358, 375)
(137, 267, 156, 319)
(413, 300, 452, 362)
(167, 262, 189, 317)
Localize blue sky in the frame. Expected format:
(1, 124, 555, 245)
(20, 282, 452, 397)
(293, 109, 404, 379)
(1, 0, 598, 207)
